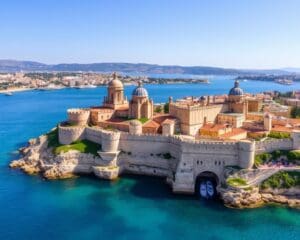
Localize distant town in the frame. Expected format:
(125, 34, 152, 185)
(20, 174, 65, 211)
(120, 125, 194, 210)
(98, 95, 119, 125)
(0, 72, 211, 93)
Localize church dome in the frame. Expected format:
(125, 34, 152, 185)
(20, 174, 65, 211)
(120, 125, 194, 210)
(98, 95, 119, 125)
(132, 81, 148, 97)
(109, 72, 123, 88)
(229, 80, 244, 96)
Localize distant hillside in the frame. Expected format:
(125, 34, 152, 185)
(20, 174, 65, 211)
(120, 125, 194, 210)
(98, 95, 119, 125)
(0, 59, 290, 75)
(282, 68, 300, 73)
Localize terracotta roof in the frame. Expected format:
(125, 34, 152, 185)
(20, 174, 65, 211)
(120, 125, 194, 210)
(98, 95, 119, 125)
(143, 120, 160, 129)
(221, 128, 247, 138)
(152, 114, 176, 124)
(272, 125, 293, 133)
(201, 123, 229, 131)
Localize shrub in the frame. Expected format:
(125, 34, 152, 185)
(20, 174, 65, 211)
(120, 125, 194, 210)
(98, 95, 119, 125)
(290, 106, 300, 118)
(268, 131, 290, 139)
(164, 103, 169, 113)
(46, 128, 60, 148)
(255, 153, 272, 166)
(287, 150, 300, 163)
(261, 171, 300, 189)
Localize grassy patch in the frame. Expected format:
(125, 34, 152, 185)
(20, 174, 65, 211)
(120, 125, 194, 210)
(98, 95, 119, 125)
(54, 140, 101, 156)
(226, 177, 247, 187)
(138, 117, 149, 124)
(261, 171, 300, 189)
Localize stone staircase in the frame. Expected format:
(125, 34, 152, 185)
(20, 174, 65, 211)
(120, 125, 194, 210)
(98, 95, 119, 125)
(246, 169, 279, 186)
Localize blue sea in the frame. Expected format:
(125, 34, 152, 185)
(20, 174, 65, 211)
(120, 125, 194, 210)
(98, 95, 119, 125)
(0, 76, 299, 240)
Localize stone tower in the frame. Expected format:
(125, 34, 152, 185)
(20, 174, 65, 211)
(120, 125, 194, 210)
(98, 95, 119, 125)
(103, 72, 128, 110)
(264, 112, 272, 132)
(129, 81, 153, 119)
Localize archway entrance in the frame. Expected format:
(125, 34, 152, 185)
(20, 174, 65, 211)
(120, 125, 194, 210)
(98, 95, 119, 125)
(195, 171, 219, 199)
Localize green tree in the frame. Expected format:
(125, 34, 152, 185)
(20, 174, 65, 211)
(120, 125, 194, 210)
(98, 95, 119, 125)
(291, 106, 300, 118)
(164, 102, 169, 113)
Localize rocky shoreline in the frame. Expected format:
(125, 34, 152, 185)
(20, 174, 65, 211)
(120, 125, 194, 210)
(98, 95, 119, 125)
(10, 135, 300, 209)
(221, 186, 300, 209)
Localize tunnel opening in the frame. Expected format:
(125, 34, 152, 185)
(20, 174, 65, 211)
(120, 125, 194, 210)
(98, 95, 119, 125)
(195, 171, 219, 199)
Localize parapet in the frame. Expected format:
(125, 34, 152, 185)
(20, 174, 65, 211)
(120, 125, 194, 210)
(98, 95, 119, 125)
(67, 108, 90, 126)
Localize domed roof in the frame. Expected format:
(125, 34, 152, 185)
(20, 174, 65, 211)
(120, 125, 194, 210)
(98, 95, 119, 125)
(132, 81, 148, 97)
(229, 80, 244, 96)
(109, 72, 123, 88)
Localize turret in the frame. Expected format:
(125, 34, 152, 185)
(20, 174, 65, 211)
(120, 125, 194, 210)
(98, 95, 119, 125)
(238, 140, 255, 169)
(264, 112, 272, 132)
(67, 108, 90, 126)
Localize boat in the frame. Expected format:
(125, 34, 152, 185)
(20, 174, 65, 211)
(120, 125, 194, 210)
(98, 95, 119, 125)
(200, 182, 207, 198)
(199, 180, 215, 198)
(4, 92, 13, 96)
(206, 181, 214, 197)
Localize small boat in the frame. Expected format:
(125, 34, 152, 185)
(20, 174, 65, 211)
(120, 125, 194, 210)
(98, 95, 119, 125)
(199, 180, 215, 199)
(4, 92, 13, 96)
(206, 181, 214, 198)
(200, 182, 207, 198)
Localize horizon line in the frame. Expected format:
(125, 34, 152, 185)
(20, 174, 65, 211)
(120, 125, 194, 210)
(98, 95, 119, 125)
(0, 58, 299, 71)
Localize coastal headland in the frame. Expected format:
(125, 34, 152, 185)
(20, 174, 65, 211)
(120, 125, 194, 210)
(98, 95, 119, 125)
(10, 73, 300, 209)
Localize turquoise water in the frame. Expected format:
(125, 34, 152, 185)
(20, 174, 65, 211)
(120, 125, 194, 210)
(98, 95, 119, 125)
(0, 77, 299, 240)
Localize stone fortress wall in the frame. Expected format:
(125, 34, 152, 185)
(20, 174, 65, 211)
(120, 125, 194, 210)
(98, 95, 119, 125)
(255, 131, 300, 154)
(58, 124, 259, 194)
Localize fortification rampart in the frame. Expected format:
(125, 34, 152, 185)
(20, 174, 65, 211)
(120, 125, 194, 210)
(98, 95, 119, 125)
(57, 125, 258, 194)
(58, 125, 86, 145)
(255, 139, 293, 154)
(85, 127, 102, 144)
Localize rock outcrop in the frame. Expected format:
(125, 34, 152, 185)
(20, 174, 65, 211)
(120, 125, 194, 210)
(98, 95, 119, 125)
(9, 135, 102, 179)
(221, 187, 263, 208)
(221, 186, 300, 209)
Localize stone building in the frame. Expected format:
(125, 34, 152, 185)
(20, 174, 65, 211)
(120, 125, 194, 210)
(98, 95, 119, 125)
(169, 80, 262, 136)
(129, 81, 154, 119)
(65, 74, 278, 140)
(103, 72, 128, 110)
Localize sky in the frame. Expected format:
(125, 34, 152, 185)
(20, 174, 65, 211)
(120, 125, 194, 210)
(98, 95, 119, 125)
(0, 0, 300, 69)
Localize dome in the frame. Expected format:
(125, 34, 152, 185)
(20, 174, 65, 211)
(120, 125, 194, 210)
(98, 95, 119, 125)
(132, 81, 148, 97)
(109, 72, 123, 88)
(229, 80, 244, 96)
